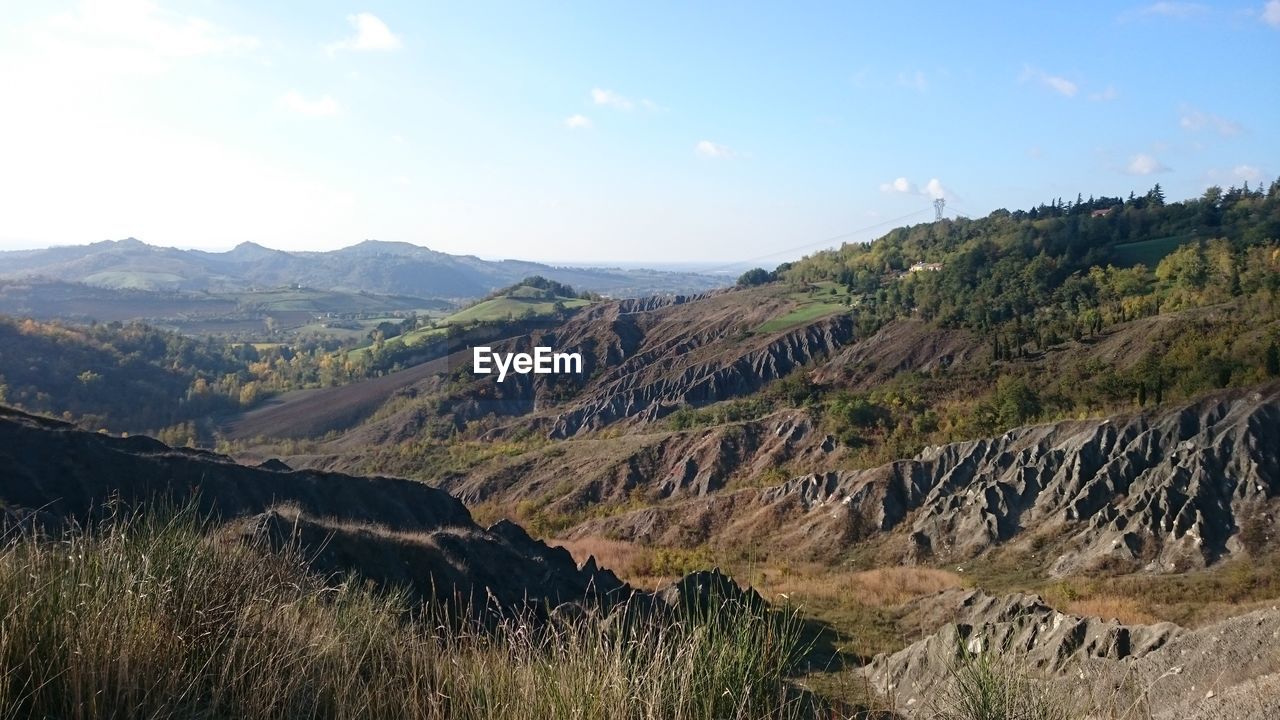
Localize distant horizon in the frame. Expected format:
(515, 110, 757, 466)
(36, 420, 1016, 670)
(0, 235, 757, 273)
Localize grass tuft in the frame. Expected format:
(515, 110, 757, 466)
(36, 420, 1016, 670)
(0, 505, 814, 720)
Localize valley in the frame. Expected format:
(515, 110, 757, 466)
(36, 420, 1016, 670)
(3, 185, 1280, 718)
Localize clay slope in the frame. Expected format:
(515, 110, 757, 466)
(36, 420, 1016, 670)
(437, 410, 841, 509)
(0, 406, 628, 612)
(234, 286, 859, 446)
(572, 384, 1280, 573)
(866, 589, 1280, 720)
(540, 295, 854, 437)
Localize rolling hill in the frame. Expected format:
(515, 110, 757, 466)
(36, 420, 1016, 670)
(0, 238, 724, 300)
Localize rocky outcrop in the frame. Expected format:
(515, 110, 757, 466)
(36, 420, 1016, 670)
(612, 292, 715, 315)
(866, 589, 1182, 703)
(656, 568, 765, 614)
(439, 410, 840, 509)
(238, 510, 631, 612)
(575, 385, 1280, 573)
(0, 406, 629, 613)
(547, 314, 854, 437)
(865, 589, 1280, 720)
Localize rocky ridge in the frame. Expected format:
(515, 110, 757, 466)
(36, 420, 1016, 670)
(0, 406, 628, 612)
(572, 385, 1280, 573)
(437, 409, 841, 510)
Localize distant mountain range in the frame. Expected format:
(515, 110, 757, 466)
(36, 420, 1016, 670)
(0, 238, 724, 300)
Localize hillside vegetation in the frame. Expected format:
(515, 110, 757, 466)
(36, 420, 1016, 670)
(780, 182, 1280, 342)
(250, 186, 1280, 473)
(345, 276, 598, 367)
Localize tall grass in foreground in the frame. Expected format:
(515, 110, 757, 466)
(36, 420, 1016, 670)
(0, 508, 811, 720)
(928, 646, 1070, 720)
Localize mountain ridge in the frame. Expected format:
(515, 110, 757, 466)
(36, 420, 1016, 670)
(0, 237, 725, 299)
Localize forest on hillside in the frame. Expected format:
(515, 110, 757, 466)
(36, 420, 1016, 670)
(778, 182, 1280, 333)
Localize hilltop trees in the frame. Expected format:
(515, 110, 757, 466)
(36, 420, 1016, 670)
(776, 182, 1280, 353)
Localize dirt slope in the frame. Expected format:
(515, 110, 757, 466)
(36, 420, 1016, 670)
(436, 409, 841, 507)
(571, 384, 1280, 573)
(0, 406, 628, 611)
(222, 287, 860, 446)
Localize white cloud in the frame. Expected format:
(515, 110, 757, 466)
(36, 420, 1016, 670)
(1179, 105, 1243, 136)
(879, 177, 953, 200)
(591, 88, 634, 110)
(1090, 85, 1119, 102)
(1231, 165, 1264, 183)
(1043, 75, 1078, 97)
(564, 114, 592, 129)
(279, 91, 341, 116)
(923, 178, 950, 200)
(588, 88, 661, 112)
(1136, 2, 1208, 18)
(31, 0, 257, 76)
(1020, 65, 1078, 97)
(897, 70, 928, 92)
(1264, 0, 1280, 27)
(695, 140, 735, 158)
(880, 177, 917, 194)
(327, 13, 401, 53)
(1125, 154, 1171, 175)
(1206, 165, 1267, 186)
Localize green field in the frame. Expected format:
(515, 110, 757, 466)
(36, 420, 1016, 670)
(83, 270, 187, 291)
(442, 295, 590, 325)
(753, 282, 853, 334)
(1111, 236, 1189, 267)
(343, 293, 592, 360)
(292, 316, 432, 341)
(234, 289, 437, 314)
(346, 326, 448, 360)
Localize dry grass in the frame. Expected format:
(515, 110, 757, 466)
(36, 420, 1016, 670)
(1036, 553, 1280, 628)
(1063, 596, 1161, 626)
(0, 507, 815, 720)
(552, 536, 656, 578)
(756, 565, 965, 607)
(553, 538, 964, 610)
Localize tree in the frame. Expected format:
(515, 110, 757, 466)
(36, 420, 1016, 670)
(1147, 183, 1166, 206)
(994, 376, 1040, 426)
(1266, 341, 1280, 377)
(736, 268, 774, 287)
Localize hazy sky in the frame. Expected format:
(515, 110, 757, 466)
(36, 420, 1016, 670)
(0, 1, 1277, 263)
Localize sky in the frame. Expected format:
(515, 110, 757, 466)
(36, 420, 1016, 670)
(0, 1, 1277, 264)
